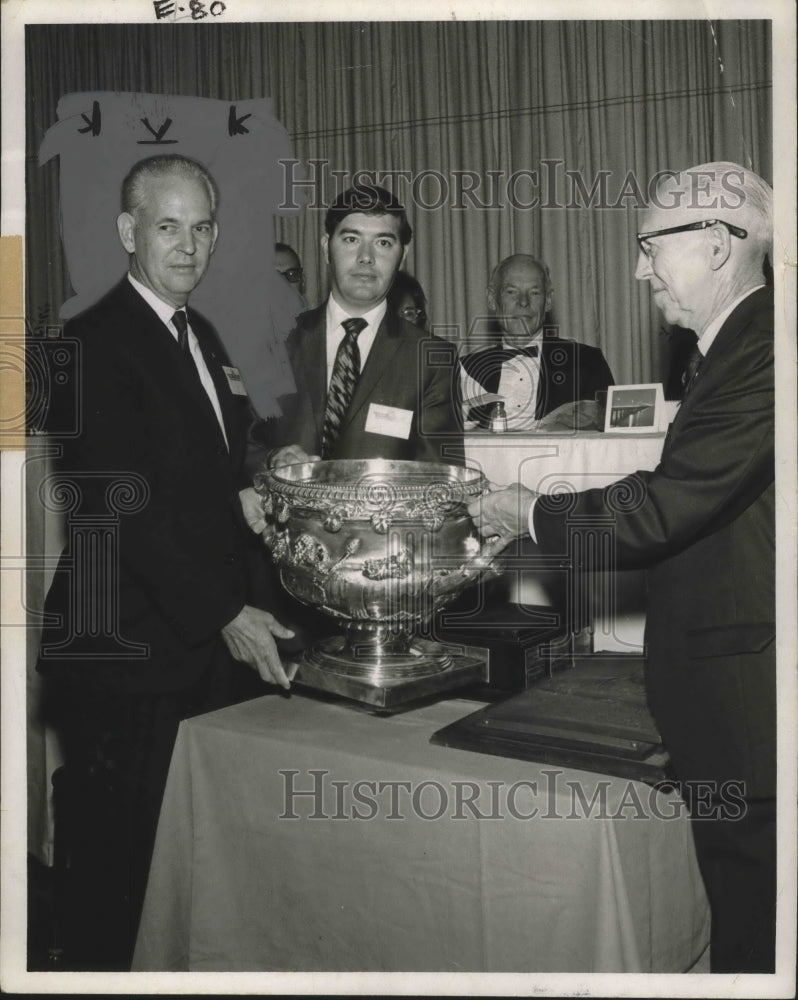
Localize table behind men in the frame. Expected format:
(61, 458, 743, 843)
(133, 693, 709, 972)
(463, 429, 666, 650)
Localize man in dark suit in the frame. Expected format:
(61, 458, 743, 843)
(37, 154, 294, 968)
(459, 254, 614, 428)
(269, 184, 462, 468)
(468, 163, 776, 973)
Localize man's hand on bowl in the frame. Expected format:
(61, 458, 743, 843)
(269, 444, 321, 469)
(466, 482, 538, 545)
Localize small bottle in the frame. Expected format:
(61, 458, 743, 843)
(488, 401, 508, 433)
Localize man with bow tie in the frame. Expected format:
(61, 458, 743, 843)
(459, 254, 614, 429)
(267, 184, 462, 469)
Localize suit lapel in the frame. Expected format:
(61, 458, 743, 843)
(700, 286, 770, 370)
(117, 281, 228, 451)
(537, 338, 564, 418)
(461, 348, 503, 395)
(189, 310, 238, 455)
(342, 311, 404, 429)
(290, 306, 328, 445)
(668, 287, 771, 433)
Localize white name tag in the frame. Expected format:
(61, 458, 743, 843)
(365, 403, 413, 440)
(222, 365, 248, 396)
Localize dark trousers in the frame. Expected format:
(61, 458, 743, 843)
(43, 645, 256, 970)
(688, 798, 777, 973)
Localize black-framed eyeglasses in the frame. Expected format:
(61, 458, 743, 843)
(399, 306, 422, 321)
(277, 267, 303, 284)
(636, 219, 748, 258)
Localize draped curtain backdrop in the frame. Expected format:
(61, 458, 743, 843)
(27, 20, 771, 383)
(25, 20, 770, 861)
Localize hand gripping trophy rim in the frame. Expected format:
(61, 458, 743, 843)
(253, 458, 504, 705)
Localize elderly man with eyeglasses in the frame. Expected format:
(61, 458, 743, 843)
(469, 162, 777, 974)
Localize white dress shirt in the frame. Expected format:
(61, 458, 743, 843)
(127, 273, 228, 448)
(460, 334, 544, 430)
(325, 296, 387, 388)
(496, 335, 544, 429)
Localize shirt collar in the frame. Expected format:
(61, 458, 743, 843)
(327, 294, 387, 333)
(127, 273, 186, 332)
(696, 285, 765, 356)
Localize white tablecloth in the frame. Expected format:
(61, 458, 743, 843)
(464, 429, 665, 492)
(133, 693, 709, 973)
(464, 431, 666, 651)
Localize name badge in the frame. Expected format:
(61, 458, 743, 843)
(365, 403, 413, 440)
(222, 365, 248, 396)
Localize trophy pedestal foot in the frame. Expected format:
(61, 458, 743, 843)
(293, 637, 490, 711)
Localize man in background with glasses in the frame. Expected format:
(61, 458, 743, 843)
(275, 241, 307, 308)
(469, 162, 777, 974)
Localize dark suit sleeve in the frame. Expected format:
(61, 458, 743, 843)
(415, 336, 465, 465)
(61, 315, 248, 647)
(585, 346, 614, 395)
(533, 309, 773, 570)
(242, 409, 280, 482)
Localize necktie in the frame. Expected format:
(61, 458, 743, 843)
(172, 310, 191, 355)
(172, 310, 205, 392)
(322, 317, 368, 458)
(681, 344, 703, 397)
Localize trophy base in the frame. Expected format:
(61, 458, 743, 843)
(292, 637, 490, 711)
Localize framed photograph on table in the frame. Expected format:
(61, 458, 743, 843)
(604, 383, 665, 433)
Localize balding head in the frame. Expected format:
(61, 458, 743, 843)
(636, 162, 772, 333)
(644, 162, 772, 257)
(487, 254, 553, 346)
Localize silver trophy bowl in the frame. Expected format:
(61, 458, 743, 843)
(255, 459, 503, 708)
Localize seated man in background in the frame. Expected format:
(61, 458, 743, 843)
(268, 184, 462, 468)
(459, 254, 614, 429)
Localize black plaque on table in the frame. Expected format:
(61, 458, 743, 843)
(431, 654, 674, 785)
(433, 602, 563, 692)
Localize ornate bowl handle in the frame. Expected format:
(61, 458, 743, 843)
(254, 473, 274, 517)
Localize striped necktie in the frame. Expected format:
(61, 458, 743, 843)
(322, 317, 367, 459)
(681, 344, 703, 397)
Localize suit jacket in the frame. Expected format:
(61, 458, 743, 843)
(459, 336, 614, 425)
(38, 278, 268, 693)
(533, 288, 775, 796)
(274, 303, 463, 465)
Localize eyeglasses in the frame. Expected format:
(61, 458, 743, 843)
(277, 267, 303, 284)
(399, 306, 423, 321)
(636, 219, 748, 258)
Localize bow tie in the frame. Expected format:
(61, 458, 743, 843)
(497, 344, 539, 363)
